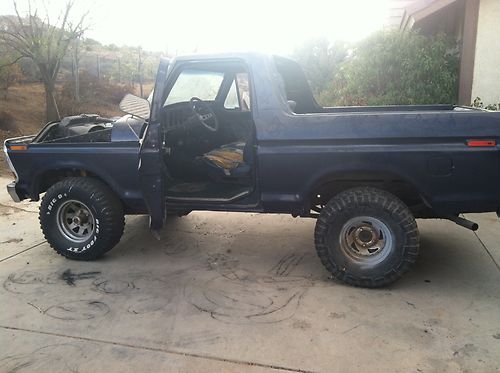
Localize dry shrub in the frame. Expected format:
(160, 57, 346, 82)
(58, 71, 132, 117)
(0, 110, 17, 133)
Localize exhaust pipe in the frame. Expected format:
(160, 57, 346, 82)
(446, 215, 478, 231)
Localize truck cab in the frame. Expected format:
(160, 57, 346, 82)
(139, 55, 262, 229)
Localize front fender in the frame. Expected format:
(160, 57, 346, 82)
(30, 161, 124, 200)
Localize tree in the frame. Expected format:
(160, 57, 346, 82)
(332, 30, 459, 106)
(0, 52, 22, 100)
(0, 1, 87, 121)
(293, 38, 347, 99)
(137, 47, 143, 97)
(71, 37, 81, 102)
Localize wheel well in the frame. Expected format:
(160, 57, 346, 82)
(309, 177, 427, 214)
(34, 168, 135, 214)
(36, 169, 110, 196)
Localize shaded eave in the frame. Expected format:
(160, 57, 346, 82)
(400, 0, 458, 30)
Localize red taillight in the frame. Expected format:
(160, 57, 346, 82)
(466, 139, 496, 147)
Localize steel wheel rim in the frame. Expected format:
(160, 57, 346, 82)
(56, 200, 95, 243)
(339, 216, 393, 264)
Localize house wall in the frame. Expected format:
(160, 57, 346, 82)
(471, 0, 500, 106)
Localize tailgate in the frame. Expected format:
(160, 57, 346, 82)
(3, 136, 36, 202)
(4, 135, 36, 148)
(4, 135, 36, 178)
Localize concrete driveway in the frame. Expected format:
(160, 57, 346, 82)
(0, 177, 499, 372)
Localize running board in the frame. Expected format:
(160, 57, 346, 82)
(166, 190, 251, 203)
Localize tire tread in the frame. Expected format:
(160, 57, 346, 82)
(39, 177, 124, 260)
(314, 187, 419, 288)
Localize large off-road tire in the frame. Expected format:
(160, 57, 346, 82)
(314, 187, 419, 288)
(40, 177, 124, 260)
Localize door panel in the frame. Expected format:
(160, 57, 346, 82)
(138, 122, 166, 229)
(138, 59, 169, 229)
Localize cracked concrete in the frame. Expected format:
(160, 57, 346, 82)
(0, 177, 499, 372)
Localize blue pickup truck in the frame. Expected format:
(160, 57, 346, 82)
(4, 53, 500, 287)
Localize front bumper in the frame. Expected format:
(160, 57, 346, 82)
(7, 182, 21, 203)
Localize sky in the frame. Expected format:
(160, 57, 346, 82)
(0, 0, 392, 55)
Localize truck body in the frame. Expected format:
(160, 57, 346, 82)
(5, 53, 500, 287)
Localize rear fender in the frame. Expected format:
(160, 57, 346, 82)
(304, 169, 430, 211)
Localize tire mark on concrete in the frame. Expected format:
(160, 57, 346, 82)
(93, 278, 135, 294)
(186, 271, 311, 324)
(61, 269, 101, 286)
(3, 269, 183, 318)
(269, 252, 306, 276)
(45, 300, 110, 320)
(0, 342, 96, 373)
(3, 270, 52, 294)
(4, 269, 98, 293)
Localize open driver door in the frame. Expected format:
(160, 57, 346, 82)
(138, 58, 170, 231)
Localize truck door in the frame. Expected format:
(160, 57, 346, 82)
(138, 59, 169, 230)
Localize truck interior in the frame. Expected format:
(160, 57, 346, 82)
(160, 61, 256, 203)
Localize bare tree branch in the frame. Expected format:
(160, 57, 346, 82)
(0, 55, 25, 70)
(0, 0, 88, 120)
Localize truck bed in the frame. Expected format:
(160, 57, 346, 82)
(320, 104, 477, 113)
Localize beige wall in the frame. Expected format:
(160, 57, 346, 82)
(471, 0, 500, 106)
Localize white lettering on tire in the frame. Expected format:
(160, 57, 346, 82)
(46, 192, 68, 215)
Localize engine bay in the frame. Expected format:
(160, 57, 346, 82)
(34, 114, 114, 143)
(33, 114, 147, 144)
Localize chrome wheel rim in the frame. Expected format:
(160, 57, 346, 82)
(339, 216, 393, 264)
(56, 200, 95, 243)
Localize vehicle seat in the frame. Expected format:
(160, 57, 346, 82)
(197, 141, 252, 180)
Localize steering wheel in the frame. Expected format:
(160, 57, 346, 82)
(190, 97, 219, 132)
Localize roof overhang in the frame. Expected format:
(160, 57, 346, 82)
(400, 0, 459, 30)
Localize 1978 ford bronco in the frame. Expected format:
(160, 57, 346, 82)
(4, 53, 500, 287)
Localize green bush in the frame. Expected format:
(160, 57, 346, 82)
(472, 97, 499, 111)
(318, 30, 459, 106)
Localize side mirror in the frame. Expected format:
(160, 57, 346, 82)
(119, 94, 150, 120)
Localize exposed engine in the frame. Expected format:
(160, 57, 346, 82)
(36, 114, 115, 143)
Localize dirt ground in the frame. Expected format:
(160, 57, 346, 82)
(0, 176, 499, 372)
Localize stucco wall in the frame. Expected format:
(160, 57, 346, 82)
(471, 0, 500, 106)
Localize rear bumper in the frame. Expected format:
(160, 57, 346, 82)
(7, 182, 21, 203)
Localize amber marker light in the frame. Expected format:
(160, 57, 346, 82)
(9, 145, 28, 151)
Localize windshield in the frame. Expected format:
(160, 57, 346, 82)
(164, 69, 224, 106)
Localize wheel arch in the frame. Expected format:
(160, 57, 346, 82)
(305, 169, 431, 215)
(30, 165, 124, 204)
